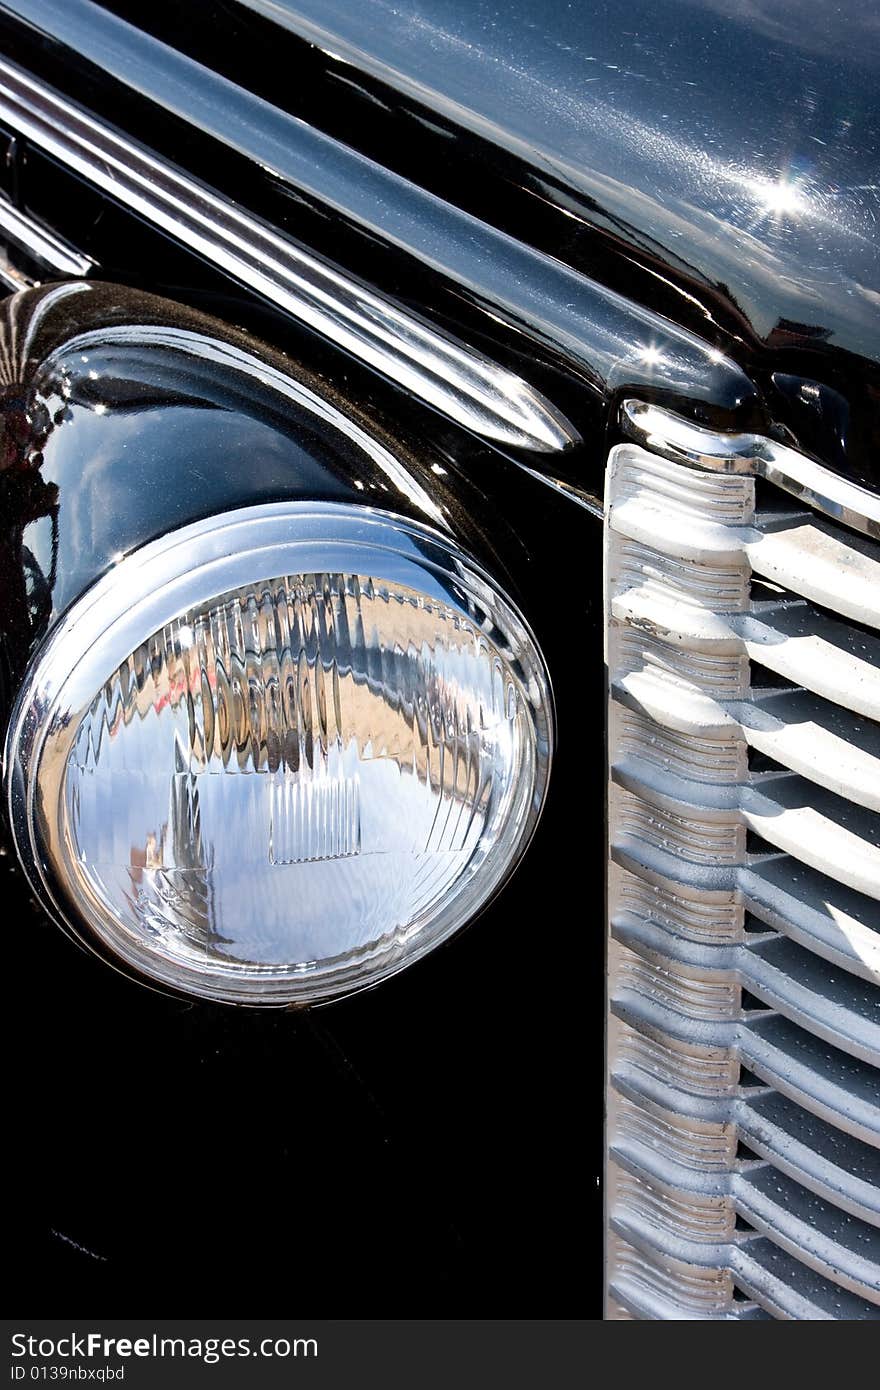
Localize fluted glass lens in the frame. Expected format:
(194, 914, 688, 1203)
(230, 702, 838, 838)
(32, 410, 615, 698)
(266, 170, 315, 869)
(59, 569, 546, 1001)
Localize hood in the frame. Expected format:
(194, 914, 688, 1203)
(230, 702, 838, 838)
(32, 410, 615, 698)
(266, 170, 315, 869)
(243, 0, 880, 366)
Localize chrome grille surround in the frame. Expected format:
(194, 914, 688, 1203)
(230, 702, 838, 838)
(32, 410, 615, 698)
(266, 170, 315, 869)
(605, 414, 880, 1320)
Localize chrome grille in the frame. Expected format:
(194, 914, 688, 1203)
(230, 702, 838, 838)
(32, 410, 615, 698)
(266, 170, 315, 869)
(605, 429, 880, 1320)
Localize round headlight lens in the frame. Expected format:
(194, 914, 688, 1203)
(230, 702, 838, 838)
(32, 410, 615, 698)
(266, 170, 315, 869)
(7, 504, 552, 1004)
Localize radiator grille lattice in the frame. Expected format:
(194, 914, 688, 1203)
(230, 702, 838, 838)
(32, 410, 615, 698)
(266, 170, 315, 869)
(605, 439, 880, 1320)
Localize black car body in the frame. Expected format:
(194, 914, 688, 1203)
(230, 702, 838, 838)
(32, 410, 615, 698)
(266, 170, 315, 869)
(1, 0, 878, 1318)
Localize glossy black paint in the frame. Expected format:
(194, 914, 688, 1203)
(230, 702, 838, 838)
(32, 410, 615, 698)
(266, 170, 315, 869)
(1, 283, 604, 1311)
(1, 0, 877, 487)
(0, 0, 876, 1320)
(0, 282, 494, 639)
(233, 0, 880, 351)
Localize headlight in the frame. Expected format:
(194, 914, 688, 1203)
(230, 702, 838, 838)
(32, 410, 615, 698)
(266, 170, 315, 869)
(6, 501, 552, 1004)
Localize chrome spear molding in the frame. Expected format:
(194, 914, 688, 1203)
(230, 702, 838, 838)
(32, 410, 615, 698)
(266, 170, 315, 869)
(622, 397, 880, 541)
(0, 193, 93, 290)
(0, 57, 577, 455)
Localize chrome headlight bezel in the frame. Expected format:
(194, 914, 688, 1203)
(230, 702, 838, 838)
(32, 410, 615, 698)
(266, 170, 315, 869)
(5, 500, 553, 1006)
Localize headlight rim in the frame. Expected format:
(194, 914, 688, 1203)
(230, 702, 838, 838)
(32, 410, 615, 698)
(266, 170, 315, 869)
(5, 500, 554, 1007)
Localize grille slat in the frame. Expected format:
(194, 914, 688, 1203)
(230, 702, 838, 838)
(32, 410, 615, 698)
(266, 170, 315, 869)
(613, 755, 880, 900)
(748, 516, 880, 630)
(733, 1167, 880, 1302)
(612, 907, 880, 1066)
(738, 1092, 880, 1227)
(606, 438, 880, 1319)
(743, 857, 880, 984)
(614, 986, 880, 1144)
(611, 1124, 880, 1303)
(741, 1016, 880, 1148)
(614, 1040, 880, 1226)
(613, 587, 880, 723)
(614, 669, 880, 815)
(745, 937, 880, 1067)
(734, 1238, 880, 1320)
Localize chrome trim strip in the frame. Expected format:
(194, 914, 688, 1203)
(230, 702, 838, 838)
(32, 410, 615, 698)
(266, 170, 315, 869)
(0, 58, 578, 455)
(0, 254, 33, 292)
(622, 397, 880, 541)
(0, 192, 93, 280)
